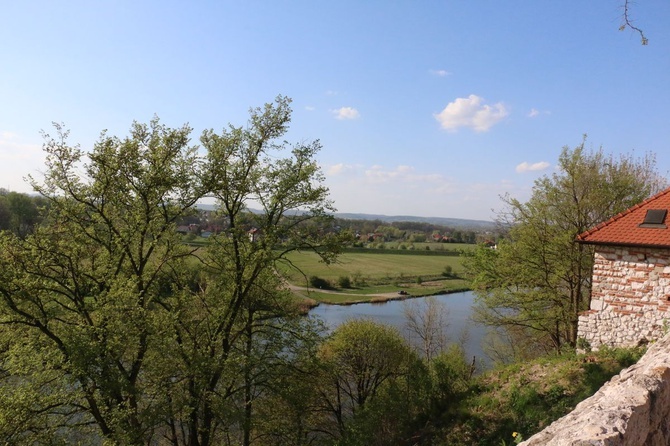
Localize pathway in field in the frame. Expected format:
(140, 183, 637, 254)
(286, 282, 406, 301)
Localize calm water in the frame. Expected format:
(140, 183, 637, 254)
(309, 291, 491, 369)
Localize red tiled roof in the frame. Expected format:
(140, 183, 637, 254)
(577, 187, 670, 248)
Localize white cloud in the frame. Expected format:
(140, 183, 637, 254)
(515, 161, 550, 173)
(325, 90, 338, 96)
(434, 95, 508, 132)
(327, 163, 359, 175)
(332, 107, 360, 120)
(527, 108, 550, 118)
(305, 105, 315, 111)
(364, 165, 443, 185)
(323, 163, 518, 220)
(429, 69, 451, 77)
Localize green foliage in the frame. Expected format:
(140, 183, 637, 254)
(577, 337, 592, 352)
(351, 270, 366, 287)
(316, 319, 420, 442)
(0, 191, 48, 237)
(337, 275, 352, 288)
(463, 140, 665, 356)
(310, 275, 332, 289)
(429, 345, 474, 411)
(438, 347, 645, 445)
(0, 97, 344, 445)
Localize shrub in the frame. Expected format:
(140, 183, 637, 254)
(309, 275, 331, 289)
(337, 275, 352, 289)
(352, 271, 367, 287)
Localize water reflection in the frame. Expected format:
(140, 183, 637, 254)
(309, 291, 491, 369)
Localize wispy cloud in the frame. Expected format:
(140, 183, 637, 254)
(434, 95, 508, 132)
(323, 163, 520, 220)
(327, 163, 359, 175)
(305, 105, 315, 111)
(325, 90, 338, 96)
(364, 165, 443, 185)
(332, 107, 360, 120)
(515, 161, 550, 173)
(527, 108, 550, 118)
(429, 69, 451, 77)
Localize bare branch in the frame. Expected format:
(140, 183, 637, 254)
(620, 0, 648, 45)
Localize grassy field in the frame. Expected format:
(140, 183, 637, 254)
(279, 250, 470, 303)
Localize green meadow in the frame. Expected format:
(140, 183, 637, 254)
(279, 250, 470, 303)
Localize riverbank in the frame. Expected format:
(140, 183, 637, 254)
(291, 282, 472, 307)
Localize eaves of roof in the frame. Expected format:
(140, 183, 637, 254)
(576, 187, 670, 249)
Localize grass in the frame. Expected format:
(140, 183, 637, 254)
(439, 347, 647, 445)
(279, 250, 470, 304)
(281, 251, 465, 282)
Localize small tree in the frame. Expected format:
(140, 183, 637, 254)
(338, 275, 352, 289)
(403, 296, 450, 361)
(464, 139, 665, 355)
(316, 320, 416, 438)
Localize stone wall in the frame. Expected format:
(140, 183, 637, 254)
(577, 245, 670, 350)
(520, 331, 670, 445)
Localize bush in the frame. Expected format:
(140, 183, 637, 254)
(338, 275, 352, 288)
(309, 275, 331, 289)
(352, 271, 367, 287)
(442, 265, 453, 277)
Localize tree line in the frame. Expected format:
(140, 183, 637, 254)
(0, 189, 49, 238)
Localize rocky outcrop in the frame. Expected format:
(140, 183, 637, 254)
(521, 332, 670, 445)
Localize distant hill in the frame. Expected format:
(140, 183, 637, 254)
(333, 212, 496, 230)
(195, 204, 496, 230)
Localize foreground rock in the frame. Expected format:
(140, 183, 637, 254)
(521, 332, 670, 445)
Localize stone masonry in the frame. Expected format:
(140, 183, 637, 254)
(520, 330, 670, 445)
(578, 245, 670, 350)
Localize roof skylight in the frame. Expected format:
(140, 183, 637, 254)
(639, 209, 668, 228)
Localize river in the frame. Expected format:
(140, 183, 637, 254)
(309, 291, 491, 369)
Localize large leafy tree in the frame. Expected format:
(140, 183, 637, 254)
(0, 118, 203, 444)
(0, 97, 343, 445)
(154, 96, 343, 446)
(464, 139, 665, 357)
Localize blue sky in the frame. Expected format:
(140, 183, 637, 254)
(2, 1, 669, 221)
